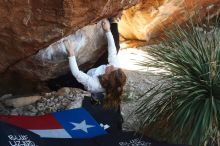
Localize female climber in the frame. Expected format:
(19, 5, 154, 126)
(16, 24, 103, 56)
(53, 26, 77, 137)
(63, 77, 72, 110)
(63, 19, 127, 110)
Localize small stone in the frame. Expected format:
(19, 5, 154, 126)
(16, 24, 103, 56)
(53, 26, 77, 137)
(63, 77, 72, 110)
(0, 94, 13, 101)
(46, 102, 53, 107)
(10, 109, 19, 116)
(67, 101, 82, 109)
(57, 87, 71, 96)
(30, 108, 38, 113)
(4, 96, 42, 108)
(44, 92, 52, 97)
(28, 112, 37, 116)
(0, 102, 10, 115)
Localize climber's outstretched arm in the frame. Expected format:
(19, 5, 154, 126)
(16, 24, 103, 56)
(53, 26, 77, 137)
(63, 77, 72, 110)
(102, 19, 120, 67)
(64, 40, 103, 92)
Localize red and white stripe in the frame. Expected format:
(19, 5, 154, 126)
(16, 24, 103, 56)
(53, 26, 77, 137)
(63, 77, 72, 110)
(0, 114, 71, 138)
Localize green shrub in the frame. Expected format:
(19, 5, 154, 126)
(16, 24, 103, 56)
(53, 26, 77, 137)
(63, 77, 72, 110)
(135, 20, 220, 146)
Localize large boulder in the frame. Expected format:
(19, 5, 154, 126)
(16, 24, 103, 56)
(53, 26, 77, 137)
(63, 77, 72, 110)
(0, 0, 137, 74)
(119, 0, 220, 46)
(0, 0, 138, 95)
(9, 21, 107, 81)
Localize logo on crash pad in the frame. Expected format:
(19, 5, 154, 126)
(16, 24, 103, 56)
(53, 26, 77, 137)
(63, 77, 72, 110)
(119, 138, 151, 146)
(8, 135, 37, 146)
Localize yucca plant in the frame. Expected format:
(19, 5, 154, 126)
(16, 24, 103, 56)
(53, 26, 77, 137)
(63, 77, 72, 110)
(135, 19, 220, 146)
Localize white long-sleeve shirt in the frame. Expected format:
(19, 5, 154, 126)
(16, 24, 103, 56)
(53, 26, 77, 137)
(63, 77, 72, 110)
(68, 32, 120, 93)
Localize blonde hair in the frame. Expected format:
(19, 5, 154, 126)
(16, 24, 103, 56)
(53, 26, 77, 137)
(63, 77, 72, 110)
(98, 68, 127, 110)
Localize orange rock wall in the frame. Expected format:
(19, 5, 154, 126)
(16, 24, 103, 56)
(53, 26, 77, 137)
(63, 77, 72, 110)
(119, 0, 220, 46)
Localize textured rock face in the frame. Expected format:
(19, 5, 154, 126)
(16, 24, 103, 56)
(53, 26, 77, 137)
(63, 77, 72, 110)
(10, 21, 107, 81)
(119, 0, 220, 46)
(0, 0, 137, 95)
(0, 0, 137, 74)
(0, 23, 107, 95)
(1, 0, 220, 95)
